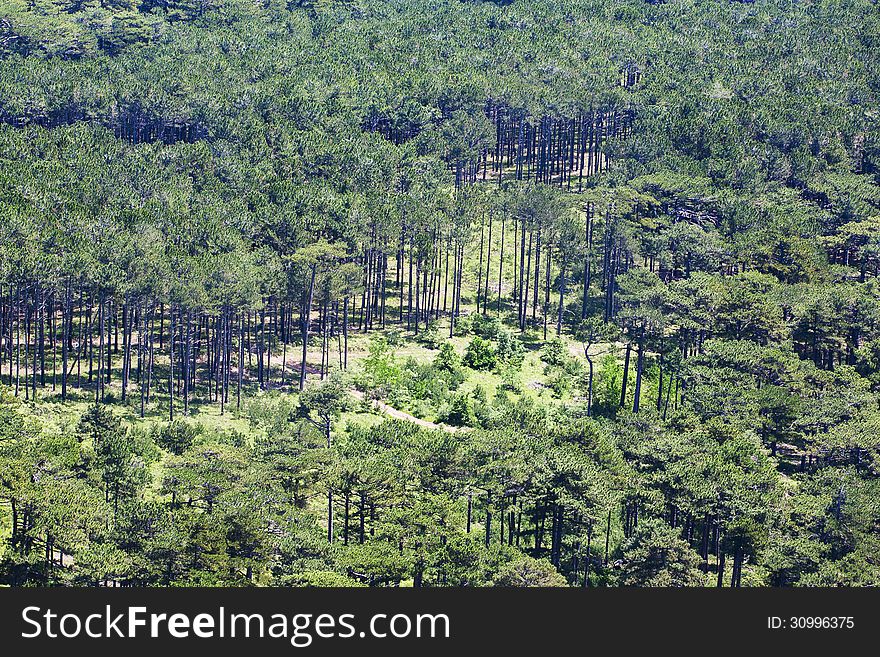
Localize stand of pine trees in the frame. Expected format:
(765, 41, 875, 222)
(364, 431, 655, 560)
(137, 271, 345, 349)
(0, 0, 879, 588)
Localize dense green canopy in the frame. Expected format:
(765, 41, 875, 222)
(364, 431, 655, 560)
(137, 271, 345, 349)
(0, 0, 879, 587)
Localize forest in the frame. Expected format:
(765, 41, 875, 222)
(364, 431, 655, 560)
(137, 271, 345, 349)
(0, 0, 879, 587)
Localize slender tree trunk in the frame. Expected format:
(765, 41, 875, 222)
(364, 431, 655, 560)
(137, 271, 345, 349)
(300, 265, 317, 391)
(619, 343, 631, 408)
(633, 329, 645, 413)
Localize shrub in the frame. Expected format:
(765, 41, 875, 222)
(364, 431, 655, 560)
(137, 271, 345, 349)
(383, 329, 405, 347)
(495, 330, 525, 369)
(540, 337, 568, 367)
(439, 392, 475, 427)
(470, 385, 491, 427)
(397, 359, 451, 404)
(154, 420, 199, 455)
(497, 362, 523, 393)
(281, 571, 366, 587)
(417, 321, 443, 349)
(617, 520, 706, 587)
(214, 428, 248, 449)
(246, 391, 299, 435)
(468, 313, 502, 339)
(493, 556, 568, 587)
(434, 342, 461, 372)
(433, 342, 465, 389)
(463, 336, 496, 370)
(361, 335, 401, 393)
(594, 352, 624, 416)
(547, 370, 571, 398)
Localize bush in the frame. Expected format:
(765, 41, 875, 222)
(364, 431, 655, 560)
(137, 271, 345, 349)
(540, 338, 568, 367)
(493, 556, 568, 587)
(433, 342, 465, 389)
(617, 519, 706, 587)
(594, 353, 624, 417)
(467, 314, 502, 339)
(463, 336, 497, 370)
(439, 392, 475, 427)
(417, 321, 443, 349)
(245, 391, 299, 435)
(495, 330, 525, 369)
(471, 386, 491, 427)
(335, 542, 414, 586)
(154, 420, 199, 455)
(281, 571, 366, 587)
(547, 370, 571, 398)
(434, 342, 461, 372)
(383, 329, 405, 347)
(213, 428, 248, 449)
(360, 335, 401, 394)
(497, 362, 523, 393)
(397, 359, 451, 404)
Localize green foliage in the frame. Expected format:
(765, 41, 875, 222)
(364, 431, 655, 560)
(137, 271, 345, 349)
(493, 556, 568, 587)
(434, 342, 461, 373)
(540, 338, 568, 368)
(438, 393, 475, 428)
(1, 0, 880, 590)
(594, 353, 625, 417)
(495, 330, 525, 370)
(463, 336, 496, 371)
(539, 338, 583, 399)
(153, 420, 199, 455)
(246, 392, 301, 437)
(298, 375, 350, 445)
(466, 314, 502, 339)
(417, 321, 442, 349)
(433, 342, 465, 389)
(360, 336, 402, 395)
(617, 520, 706, 587)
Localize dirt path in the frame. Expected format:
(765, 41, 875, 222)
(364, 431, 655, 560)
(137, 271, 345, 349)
(349, 390, 467, 433)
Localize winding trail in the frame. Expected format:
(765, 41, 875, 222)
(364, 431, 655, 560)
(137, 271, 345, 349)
(349, 389, 467, 433)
